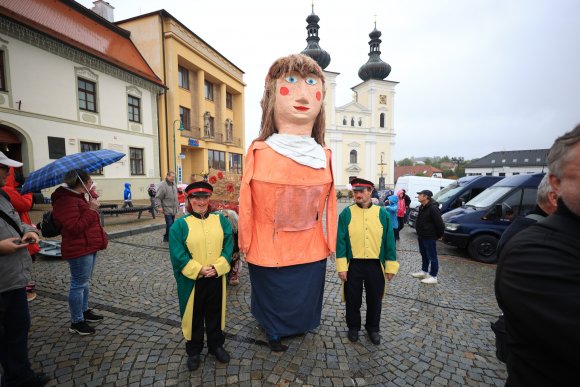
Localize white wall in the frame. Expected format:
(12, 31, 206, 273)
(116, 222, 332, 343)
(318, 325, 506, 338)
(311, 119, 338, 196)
(0, 32, 160, 200)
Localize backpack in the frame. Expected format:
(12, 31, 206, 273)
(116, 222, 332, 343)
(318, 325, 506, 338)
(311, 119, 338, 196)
(37, 211, 61, 237)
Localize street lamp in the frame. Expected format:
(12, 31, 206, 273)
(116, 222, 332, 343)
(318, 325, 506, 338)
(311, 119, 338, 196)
(173, 119, 185, 177)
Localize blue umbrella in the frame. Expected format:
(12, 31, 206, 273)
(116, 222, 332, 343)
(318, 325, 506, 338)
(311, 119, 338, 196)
(21, 149, 125, 194)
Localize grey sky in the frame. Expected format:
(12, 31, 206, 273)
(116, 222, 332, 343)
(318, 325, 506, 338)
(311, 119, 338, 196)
(79, 0, 579, 161)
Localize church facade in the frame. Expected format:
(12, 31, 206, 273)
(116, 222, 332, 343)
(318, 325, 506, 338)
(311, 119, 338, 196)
(301, 9, 397, 190)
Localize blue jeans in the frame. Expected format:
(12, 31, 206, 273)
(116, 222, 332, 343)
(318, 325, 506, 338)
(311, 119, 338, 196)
(164, 214, 175, 239)
(418, 238, 439, 277)
(68, 252, 97, 323)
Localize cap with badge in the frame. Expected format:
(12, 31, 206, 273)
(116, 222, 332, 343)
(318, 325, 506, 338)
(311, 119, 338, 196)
(350, 178, 374, 191)
(0, 151, 23, 167)
(417, 189, 433, 198)
(185, 181, 213, 197)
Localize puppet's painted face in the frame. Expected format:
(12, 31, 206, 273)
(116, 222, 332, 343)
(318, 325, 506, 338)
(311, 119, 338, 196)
(274, 72, 323, 133)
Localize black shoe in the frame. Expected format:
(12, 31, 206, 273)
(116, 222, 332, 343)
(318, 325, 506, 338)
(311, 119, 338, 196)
(268, 339, 289, 352)
(187, 354, 201, 371)
(368, 331, 381, 345)
(69, 321, 95, 335)
(209, 346, 230, 363)
(347, 329, 359, 342)
(83, 309, 104, 323)
(16, 371, 51, 387)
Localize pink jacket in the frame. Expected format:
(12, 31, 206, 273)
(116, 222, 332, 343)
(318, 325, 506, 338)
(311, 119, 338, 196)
(397, 190, 406, 217)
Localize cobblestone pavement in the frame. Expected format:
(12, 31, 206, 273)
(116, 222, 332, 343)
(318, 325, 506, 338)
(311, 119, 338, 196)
(24, 203, 507, 386)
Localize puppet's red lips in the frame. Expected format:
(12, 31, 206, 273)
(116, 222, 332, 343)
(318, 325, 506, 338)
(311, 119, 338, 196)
(294, 106, 309, 111)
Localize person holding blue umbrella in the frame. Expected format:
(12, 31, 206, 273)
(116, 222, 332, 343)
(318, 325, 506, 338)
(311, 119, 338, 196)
(51, 169, 108, 335)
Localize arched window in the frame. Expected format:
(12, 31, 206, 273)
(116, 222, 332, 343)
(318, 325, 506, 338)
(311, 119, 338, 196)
(358, 117, 362, 126)
(380, 113, 385, 128)
(343, 116, 347, 125)
(351, 117, 355, 127)
(350, 150, 357, 164)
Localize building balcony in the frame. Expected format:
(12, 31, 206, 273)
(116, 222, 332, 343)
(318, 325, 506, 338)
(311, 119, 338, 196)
(179, 124, 242, 148)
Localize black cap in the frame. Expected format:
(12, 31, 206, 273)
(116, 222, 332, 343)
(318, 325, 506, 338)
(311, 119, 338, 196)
(185, 181, 213, 197)
(417, 189, 433, 197)
(351, 178, 374, 191)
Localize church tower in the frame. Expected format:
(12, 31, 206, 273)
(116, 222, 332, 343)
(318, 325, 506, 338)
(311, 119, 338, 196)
(300, 6, 339, 140)
(301, 12, 398, 190)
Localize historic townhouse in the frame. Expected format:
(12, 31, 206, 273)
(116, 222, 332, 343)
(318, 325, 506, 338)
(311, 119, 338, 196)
(0, 0, 165, 200)
(117, 10, 245, 183)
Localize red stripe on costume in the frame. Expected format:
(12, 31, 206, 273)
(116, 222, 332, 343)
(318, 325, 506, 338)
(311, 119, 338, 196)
(186, 188, 212, 195)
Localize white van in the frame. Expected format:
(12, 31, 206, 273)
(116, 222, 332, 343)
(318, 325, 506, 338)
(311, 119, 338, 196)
(394, 176, 456, 209)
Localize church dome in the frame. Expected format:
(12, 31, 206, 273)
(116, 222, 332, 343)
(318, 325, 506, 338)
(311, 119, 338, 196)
(358, 25, 391, 81)
(300, 7, 331, 70)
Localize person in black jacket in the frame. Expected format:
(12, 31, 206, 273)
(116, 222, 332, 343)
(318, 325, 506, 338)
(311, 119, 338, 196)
(411, 190, 444, 284)
(495, 124, 580, 386)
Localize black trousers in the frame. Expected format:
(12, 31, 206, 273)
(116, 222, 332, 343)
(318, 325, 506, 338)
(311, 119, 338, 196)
(0, 288, 32, 386)
(185, 277, 224, 355)
(345, 259, 385, 333)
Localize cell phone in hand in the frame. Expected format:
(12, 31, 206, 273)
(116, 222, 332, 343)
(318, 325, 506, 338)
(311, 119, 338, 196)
(13, 238, 36, 245)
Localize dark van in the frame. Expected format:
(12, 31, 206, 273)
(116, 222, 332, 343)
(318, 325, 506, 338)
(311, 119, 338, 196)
(441, 173, 544, 264)
(408, 175, 504, 227)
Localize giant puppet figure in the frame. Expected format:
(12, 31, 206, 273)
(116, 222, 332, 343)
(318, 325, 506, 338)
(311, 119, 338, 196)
(238, 54, 337, 352)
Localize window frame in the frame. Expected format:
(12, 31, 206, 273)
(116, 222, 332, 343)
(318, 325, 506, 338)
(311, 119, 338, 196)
(127, 95, 141, 123)
(178, 65, 189, 89)
(226, 92, 233, 109)
(80, 141, 103, 174)
(179, 106, 191, 130)
(208, 149, 226, 171)
(0, 51, 6, 91)
(229, 153, 243, 174)
(129, 147, 145, 175)
(204, 80, 214, 101)
(350, 150, 358, 164)
(78, 77, 97, 112)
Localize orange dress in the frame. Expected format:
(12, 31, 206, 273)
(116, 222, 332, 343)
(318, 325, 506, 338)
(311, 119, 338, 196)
(238, 141, 337, 267)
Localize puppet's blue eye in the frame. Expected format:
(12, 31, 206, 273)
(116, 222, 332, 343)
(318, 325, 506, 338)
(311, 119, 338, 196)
(305, 77, 318, 85)
(285, 75, 298, 83)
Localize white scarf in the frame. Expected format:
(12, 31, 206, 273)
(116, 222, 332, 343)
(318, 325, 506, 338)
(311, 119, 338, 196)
(265, 133, 326, 169)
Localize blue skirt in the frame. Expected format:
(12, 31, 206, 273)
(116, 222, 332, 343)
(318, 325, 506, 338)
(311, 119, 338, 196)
(248, 259, 327, 337)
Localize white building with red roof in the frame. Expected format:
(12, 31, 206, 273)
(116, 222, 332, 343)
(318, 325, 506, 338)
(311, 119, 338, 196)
(0, 0, 165, 200)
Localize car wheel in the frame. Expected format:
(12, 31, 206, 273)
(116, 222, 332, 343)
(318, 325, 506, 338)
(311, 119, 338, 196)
(468, 234, 499, 264)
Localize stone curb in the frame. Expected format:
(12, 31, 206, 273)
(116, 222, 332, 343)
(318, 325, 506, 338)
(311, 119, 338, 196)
(106, 223, 165, 240)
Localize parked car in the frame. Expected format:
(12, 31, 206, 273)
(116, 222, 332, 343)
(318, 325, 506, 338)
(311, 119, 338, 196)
(408, 175, 504, 227)
(441, 173, 544, 264)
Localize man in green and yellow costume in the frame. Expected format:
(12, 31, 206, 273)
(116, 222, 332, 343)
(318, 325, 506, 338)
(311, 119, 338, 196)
(336, 178, 399, 345)
(169, 181, 233, 371)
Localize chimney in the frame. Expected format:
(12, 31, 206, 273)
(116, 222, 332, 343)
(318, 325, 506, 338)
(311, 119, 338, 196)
(91, 0, 115, 22)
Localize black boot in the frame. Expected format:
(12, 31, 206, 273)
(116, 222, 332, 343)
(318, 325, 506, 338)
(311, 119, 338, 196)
(187, 354, 201, 371)
(268, 338, 288, 352)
